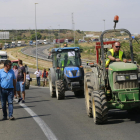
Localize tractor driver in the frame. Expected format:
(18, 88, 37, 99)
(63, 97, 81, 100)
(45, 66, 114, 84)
(60, 54, 72, 68)
(106, 41, 127, 67)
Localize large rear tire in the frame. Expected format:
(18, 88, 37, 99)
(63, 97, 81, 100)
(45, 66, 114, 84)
(92, 90, 108, 124)
(49, 72, 56, 98)
(84, 72, 93, 117)
(55, 80, 65, 100)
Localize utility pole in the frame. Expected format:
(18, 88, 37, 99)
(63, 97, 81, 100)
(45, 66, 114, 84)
(72, 13, 75, 47)
(58, 24, 60, 47)
(35, 3, 38, 69)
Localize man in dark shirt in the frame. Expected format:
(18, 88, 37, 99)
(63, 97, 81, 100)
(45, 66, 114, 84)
(106, 41, 127, 67)
(16, 60, 26, 103)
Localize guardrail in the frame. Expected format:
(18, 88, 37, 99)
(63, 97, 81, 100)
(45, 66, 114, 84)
(21, 45, 95, 68)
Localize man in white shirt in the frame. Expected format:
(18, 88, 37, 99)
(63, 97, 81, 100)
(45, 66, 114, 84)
(34, 68, 42, 86)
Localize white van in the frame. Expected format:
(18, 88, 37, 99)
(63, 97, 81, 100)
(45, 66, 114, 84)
(0, 51, 7, 63)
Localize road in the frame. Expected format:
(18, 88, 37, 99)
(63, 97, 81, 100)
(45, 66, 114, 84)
(1, 86, 140, 140)
(23, 45, 52, 60)
(22, 45, 91, 67)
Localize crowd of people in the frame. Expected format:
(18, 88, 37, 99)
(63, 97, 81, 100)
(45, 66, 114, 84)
(0, 59, 48, 120)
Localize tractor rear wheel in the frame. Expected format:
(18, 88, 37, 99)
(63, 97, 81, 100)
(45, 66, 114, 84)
(55, 80, 65, 100)
(49, 74, 56, 97)
(92, 90, 108, 124)
(84, 72, 93, 117)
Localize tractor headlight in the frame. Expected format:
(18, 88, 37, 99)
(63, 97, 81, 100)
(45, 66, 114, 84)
(116, 75, 125, 81)
(76, 70, 80, 76)
(130, 75, 137, 80)
(68, 70, 73, 77)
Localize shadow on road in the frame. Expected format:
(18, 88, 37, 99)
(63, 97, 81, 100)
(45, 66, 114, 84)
(13, 105, 35, 109)
(65, 95, 85, 100)
(24, 100, 50, 103)
(25, 96, 42, 98)
(14, 114, 51, 120)
(106, 109, 140, 125)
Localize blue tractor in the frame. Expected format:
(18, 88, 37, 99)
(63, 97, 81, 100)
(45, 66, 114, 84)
(49, 47, 84, 100)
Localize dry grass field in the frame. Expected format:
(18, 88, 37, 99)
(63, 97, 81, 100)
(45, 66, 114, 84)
(6, 47, 52, 70)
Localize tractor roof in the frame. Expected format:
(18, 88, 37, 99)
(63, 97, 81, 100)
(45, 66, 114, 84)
(52, 47, 80, 53)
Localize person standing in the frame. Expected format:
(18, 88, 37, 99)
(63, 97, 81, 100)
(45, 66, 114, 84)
(13, 65, 18, 99)
(34, 68, 42, 86)
(0, 60, 16, 120)
(42, 69, 48, 87)
(16, 60, 26, 103)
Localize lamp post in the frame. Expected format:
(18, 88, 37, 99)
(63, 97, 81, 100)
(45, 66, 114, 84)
(35, 3, 38, 69)
(48, 27, 50, 41)
(73, 23, 75, 47)
(58, 24, 60, 47)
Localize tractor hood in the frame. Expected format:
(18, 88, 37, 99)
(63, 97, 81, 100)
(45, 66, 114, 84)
(109, 62, 137, 71)
(64, 67, 80, 78)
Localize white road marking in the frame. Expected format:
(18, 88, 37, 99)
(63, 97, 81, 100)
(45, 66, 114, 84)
(14, 100, 58, 140)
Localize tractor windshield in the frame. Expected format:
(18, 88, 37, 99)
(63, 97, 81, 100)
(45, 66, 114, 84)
(58, 50, 81, 67)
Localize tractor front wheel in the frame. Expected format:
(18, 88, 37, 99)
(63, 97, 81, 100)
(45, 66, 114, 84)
(84, 72, 93, 117)
(92, 90, 108, 124)
(55, 80, 65, 100)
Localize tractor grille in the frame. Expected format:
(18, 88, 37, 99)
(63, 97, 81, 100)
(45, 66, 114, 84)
(113, 71, 138, 89)
(71, 70, 77, 76)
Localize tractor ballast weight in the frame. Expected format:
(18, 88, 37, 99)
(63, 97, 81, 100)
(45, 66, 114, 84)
(49, 47, 84, 100)
(84, 26, 140, 124)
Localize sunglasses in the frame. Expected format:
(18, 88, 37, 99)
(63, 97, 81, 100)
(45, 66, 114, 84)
(115, 46, 121, 48)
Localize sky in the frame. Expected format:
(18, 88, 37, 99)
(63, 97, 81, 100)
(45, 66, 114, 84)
(0, 0, 140, 33)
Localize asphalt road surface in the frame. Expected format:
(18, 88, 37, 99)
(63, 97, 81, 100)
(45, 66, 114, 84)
(1, 86, 140, 140)
(23, 45, 52, 60)
(23, 45, 90, 67)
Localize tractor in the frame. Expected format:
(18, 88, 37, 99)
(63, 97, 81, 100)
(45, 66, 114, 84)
(84, 15, 140, 124)
(49, 47, 84, 100)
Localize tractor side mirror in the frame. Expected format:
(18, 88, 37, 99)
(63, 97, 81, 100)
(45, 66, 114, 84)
(57, 54, 61, 59)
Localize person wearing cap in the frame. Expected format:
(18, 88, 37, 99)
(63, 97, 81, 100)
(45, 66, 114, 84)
(64, 43, 67, 47)
(106, 41, 127, 67)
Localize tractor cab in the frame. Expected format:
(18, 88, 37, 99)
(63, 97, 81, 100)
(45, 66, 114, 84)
(49, 47, 84, 100)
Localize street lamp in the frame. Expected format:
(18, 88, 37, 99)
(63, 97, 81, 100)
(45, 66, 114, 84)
(58, 24, 60, 47)
(73, 23, 75, 47)
(35, 3, 38, 69)
(103, 19, 105, 31)
(48, 27, 51, 43)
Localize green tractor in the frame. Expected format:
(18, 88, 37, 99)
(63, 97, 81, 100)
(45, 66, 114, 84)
(49, 47, 84, 100)
(84, 16, 140, 124)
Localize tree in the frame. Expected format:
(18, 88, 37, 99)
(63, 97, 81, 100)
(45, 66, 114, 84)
(37, 32, 42, 39)
(43, 35, 46, 39)
(17, 36, 21, 40)
(30, 32, 42, 40)
(30, 34, 36, 40)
